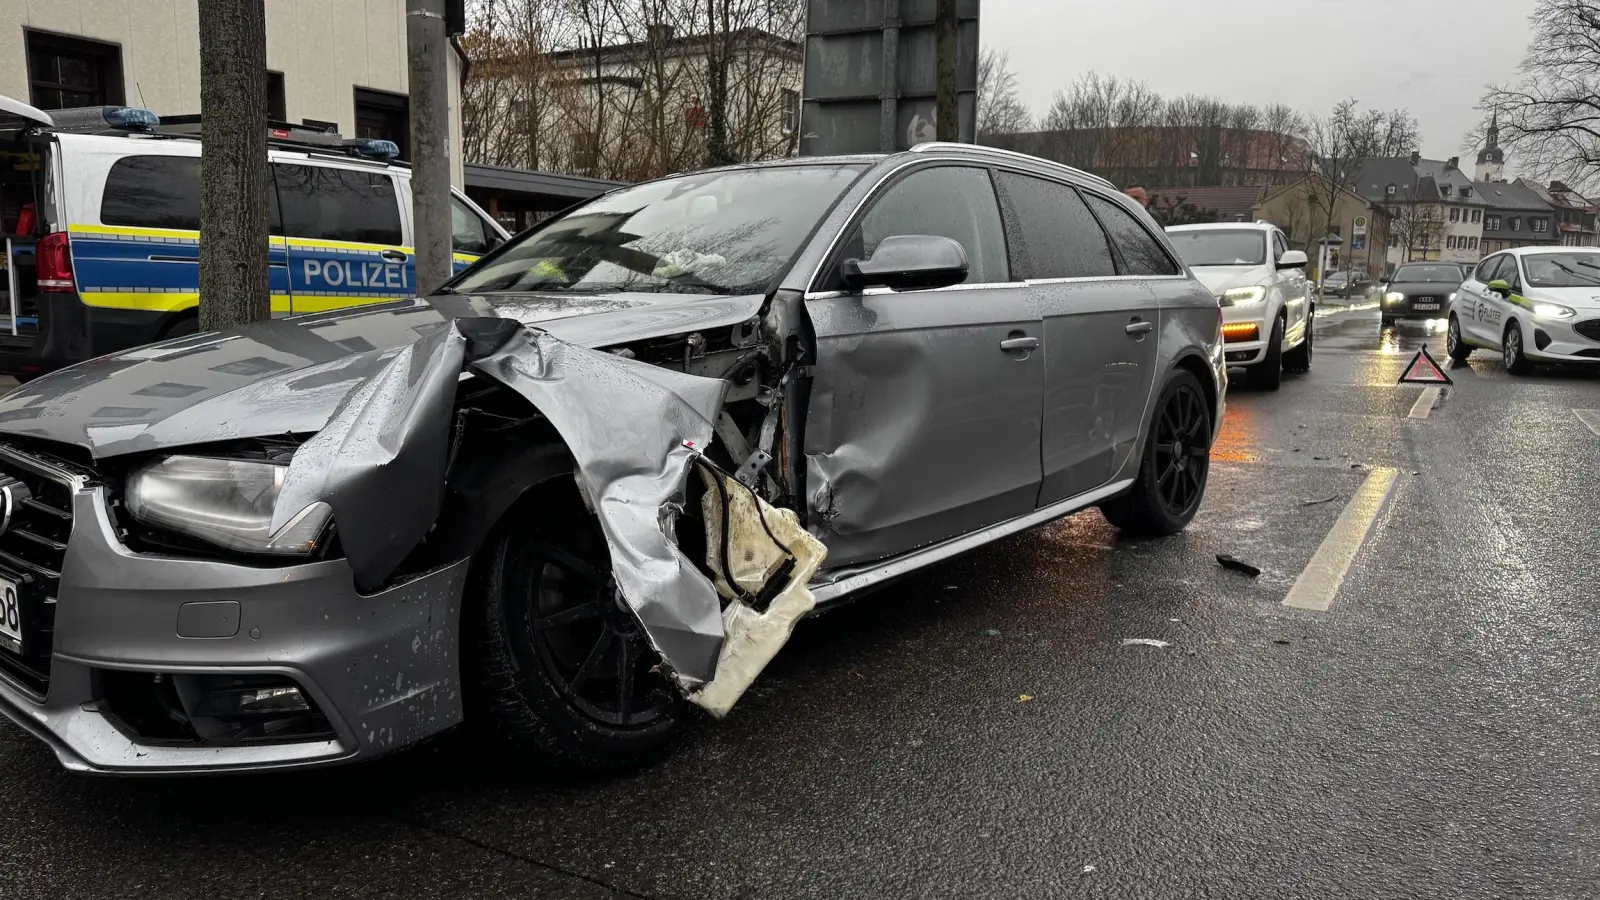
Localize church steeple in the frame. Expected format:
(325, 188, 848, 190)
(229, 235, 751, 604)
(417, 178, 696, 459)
(1487, 110, 1499, 151)
(1476, 109, 1506, 182)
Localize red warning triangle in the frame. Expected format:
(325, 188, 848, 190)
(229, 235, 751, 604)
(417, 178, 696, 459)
(1399, 345, 1452, 385)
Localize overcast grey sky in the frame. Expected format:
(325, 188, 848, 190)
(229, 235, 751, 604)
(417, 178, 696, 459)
(982, 0, 1535, 164)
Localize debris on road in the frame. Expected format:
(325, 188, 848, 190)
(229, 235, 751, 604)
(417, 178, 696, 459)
(1017, 694, 1034, 703)
(1216, 554, 1263, 577)
(1300, 494, 1340, 506)
(1273, 639, 1292, 645)
(985, 628, 1001, 637)
(1082, 865, 1097, 875)
(1120, 638, 1172, 649)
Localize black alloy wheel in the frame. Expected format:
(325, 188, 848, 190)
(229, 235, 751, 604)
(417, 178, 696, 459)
(1447, 314, 1472, 361)
(1151, 379, 1211, 519)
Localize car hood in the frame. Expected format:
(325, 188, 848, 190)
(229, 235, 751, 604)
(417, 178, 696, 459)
(1385, 281, 1460, 296)
(0, 291, 764, 459)
(1526, 285, 1600, 310)
(1187, 266, 1266, 297)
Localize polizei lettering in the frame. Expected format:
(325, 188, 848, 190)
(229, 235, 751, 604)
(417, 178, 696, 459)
(303, 259, 407, 291)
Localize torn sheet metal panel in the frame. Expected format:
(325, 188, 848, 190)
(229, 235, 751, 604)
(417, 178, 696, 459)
(689, 463, 827, 717)
(456, 318, 731, 685)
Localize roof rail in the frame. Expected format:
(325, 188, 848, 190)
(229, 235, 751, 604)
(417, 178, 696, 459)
(908, 141, 1116, 189)
(156, 114, 401, 161)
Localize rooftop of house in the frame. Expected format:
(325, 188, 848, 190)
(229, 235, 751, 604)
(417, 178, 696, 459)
(1351, 156, 1486, 204)
(1473, 179, 1553, 212)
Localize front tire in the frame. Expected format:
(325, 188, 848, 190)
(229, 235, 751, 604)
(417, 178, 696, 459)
(465, 487, 686, 774)
(1283, 311, 1313, 373)
(1446, 314, 1472, 361)
(1100, 369, 1213, 536)
(1249, 315, 1285, 390)
(1503, 319, 1533, 375)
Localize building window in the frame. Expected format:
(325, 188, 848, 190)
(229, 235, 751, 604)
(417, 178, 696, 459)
(353, 88, 409, 160)
(1470, 237, 1478, 249)
(1510, 217, 1521, 232)
(1472, 209, 1481, 223)
(1441, 185, 1452, 197)
(26, 30, 124, 110)
(1532, 218, 1548, 233)
(266, 71, 287, 122)
(781, 88, 799, 133)
(1486, 215, 1501, 231)
(1447, 235, 1457, 249)
(1450, 207, 1460, 222)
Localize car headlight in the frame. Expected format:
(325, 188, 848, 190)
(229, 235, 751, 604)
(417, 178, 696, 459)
(1222, 286, 1266, 306)
(1448, 292, 1457, 302)
(125, 456, 332, 555)
(1532, 301, 1576, 319)
(1384, 291, 1405, 304)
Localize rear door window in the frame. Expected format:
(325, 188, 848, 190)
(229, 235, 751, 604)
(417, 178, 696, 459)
(1084, 193, 1181, 276)
(273, 164, 403, 246)
(101, 156, 202, 230)
(993, 172, 1117, 280)
(451, 196, 492, 255)
(849, 165, 1009, 285)
(1272, 231, 1289, 261)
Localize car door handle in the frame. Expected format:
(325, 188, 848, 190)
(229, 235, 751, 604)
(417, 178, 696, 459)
(381, 249, 409, 263)
(999, 336, 1039, 351)
(1125, 320, 1155, 335)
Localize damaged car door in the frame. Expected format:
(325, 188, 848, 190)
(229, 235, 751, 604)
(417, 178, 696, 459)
(803, 164, 1045, 568)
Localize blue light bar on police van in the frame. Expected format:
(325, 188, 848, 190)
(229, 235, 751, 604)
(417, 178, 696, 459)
(103, 107, 160, 131)
(347, 139, 399, 160)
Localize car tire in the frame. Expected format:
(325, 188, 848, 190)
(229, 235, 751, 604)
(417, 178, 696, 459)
(1446, 314, 1472, 361)
(1249, 315, 1285, 390)
(1503, 319, 1533, 375)
(160, 313, 199, 340)
(1283, 311, 1313, 374)
(1100, 369, 1212, 537)
(464, 483, 686, 774)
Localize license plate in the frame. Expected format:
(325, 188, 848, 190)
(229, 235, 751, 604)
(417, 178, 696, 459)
(0, 575, 20, 649)
(1413, 302, 1439, 310)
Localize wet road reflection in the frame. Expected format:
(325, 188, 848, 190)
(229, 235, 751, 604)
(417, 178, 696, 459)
(1317, 308, 1452, 354)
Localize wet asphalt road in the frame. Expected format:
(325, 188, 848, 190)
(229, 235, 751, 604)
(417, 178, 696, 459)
(3, 305, 1599, 899)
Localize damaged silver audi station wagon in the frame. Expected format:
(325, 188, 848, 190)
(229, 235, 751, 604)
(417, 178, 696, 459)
(0, 143, 1225, 774)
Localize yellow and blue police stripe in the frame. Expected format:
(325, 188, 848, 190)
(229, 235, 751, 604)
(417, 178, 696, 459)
(67, 224, 481, 317)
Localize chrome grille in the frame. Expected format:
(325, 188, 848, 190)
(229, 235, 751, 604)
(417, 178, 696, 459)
(0, 447, 79, 698)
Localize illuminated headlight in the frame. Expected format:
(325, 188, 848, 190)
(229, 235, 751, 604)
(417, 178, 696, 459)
(1221, 286, 1266, 306)
(1533, 301, 1576, 320)
(125, 456, 331, 555)
(1448, 292, 1457, 302)
(1384, 291, 1405, 304)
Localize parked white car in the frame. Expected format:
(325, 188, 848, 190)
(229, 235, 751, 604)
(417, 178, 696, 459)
(1449, 246, 1600, 374)
(1166, 222, 1312, 389)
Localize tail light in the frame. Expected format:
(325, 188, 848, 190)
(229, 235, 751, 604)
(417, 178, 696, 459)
(36, 232, 74, 292)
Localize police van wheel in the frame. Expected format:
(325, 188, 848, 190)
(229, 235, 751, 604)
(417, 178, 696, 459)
(161, 314, 198, 340)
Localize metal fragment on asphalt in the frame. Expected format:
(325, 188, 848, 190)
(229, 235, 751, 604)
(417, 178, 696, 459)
(1120, 638, 1172, 648)
(1216, 554, 1263, 577)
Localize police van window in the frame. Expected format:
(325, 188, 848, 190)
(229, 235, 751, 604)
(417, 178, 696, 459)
(273, 163, 403, 246)
(451, 196, 491, 254)
(1084, 193, 1182, 276)
(102, 156, 203, 230)
(993, 172, 1116, 280)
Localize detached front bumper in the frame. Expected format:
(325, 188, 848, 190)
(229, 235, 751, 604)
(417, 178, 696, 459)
(0, 481, 471, 775)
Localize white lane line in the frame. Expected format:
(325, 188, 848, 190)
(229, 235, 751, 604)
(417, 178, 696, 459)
(1408, 386, 1443, 419)
(1575, 409, 1600, 436)
(1282, 466, 1400, 612)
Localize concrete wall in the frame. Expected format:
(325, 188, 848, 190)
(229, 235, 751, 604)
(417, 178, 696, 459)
(0, 0, 463, 186)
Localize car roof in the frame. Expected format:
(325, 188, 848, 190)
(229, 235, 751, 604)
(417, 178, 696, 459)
(1165, 222, 1274, 232)
(1505, 245, 1600, 255)
(52, 130, 411, 175)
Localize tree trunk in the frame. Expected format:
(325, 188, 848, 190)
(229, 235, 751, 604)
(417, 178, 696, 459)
(705, 0, 733, 166)
(197, 0, 270, 331)
(935, 0, 958, 142)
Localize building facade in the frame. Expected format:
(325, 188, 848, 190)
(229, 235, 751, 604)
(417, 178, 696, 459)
(981, 126, 1314, 189)
(1252, 174, 1389, 279)
(0, 0, 465, 185)
(1351, 154, 1487, 268)
(1474, 180, 1558, 255)
(1518, 179, 1598, 247)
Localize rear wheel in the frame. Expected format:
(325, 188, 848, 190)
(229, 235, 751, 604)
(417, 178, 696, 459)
(1249, 315, 1284, 390)
(1503, 319, 1533, 375)
(160, 313, 198, 340)
(1446, 314, 1472, 361)
(1100, 369, 1212, 536)
(465, 486, 685, 774)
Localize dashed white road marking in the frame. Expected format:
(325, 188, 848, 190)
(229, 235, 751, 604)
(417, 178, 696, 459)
(1408, 387, 1443, 419)
(1574, 409, 1600, 437)
(1282, 466, 1400, 612)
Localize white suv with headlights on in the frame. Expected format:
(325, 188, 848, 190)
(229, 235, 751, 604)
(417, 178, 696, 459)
(1166, 222, 1312, 389)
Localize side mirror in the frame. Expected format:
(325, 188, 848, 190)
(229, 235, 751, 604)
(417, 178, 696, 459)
(842, 234, 968, 292)
(1276, 249, 1308, 270)
(1487, 278, 1511, 297)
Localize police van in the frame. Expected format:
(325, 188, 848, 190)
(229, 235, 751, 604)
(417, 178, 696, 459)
(0, 95, 507, 377)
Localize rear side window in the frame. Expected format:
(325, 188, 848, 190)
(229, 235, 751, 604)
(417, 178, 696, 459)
(993, 172, 1116, 279)
(1084, 193, 1181, 276)
(102, 156, 202, 230)
(451, 196, 491, 254)
(273, 163, 402, 246)
(851, 165, 1009, 285)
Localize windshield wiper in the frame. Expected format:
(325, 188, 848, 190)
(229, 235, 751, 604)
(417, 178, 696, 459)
(1549, 260, 1600, 285)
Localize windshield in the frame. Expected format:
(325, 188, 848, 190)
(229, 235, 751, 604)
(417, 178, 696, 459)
(1166, 230, 1267, 267)
(1521, 252, 1600, 287)
(449, 164, 865, 296)
(1391, 265, 1462, 283)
